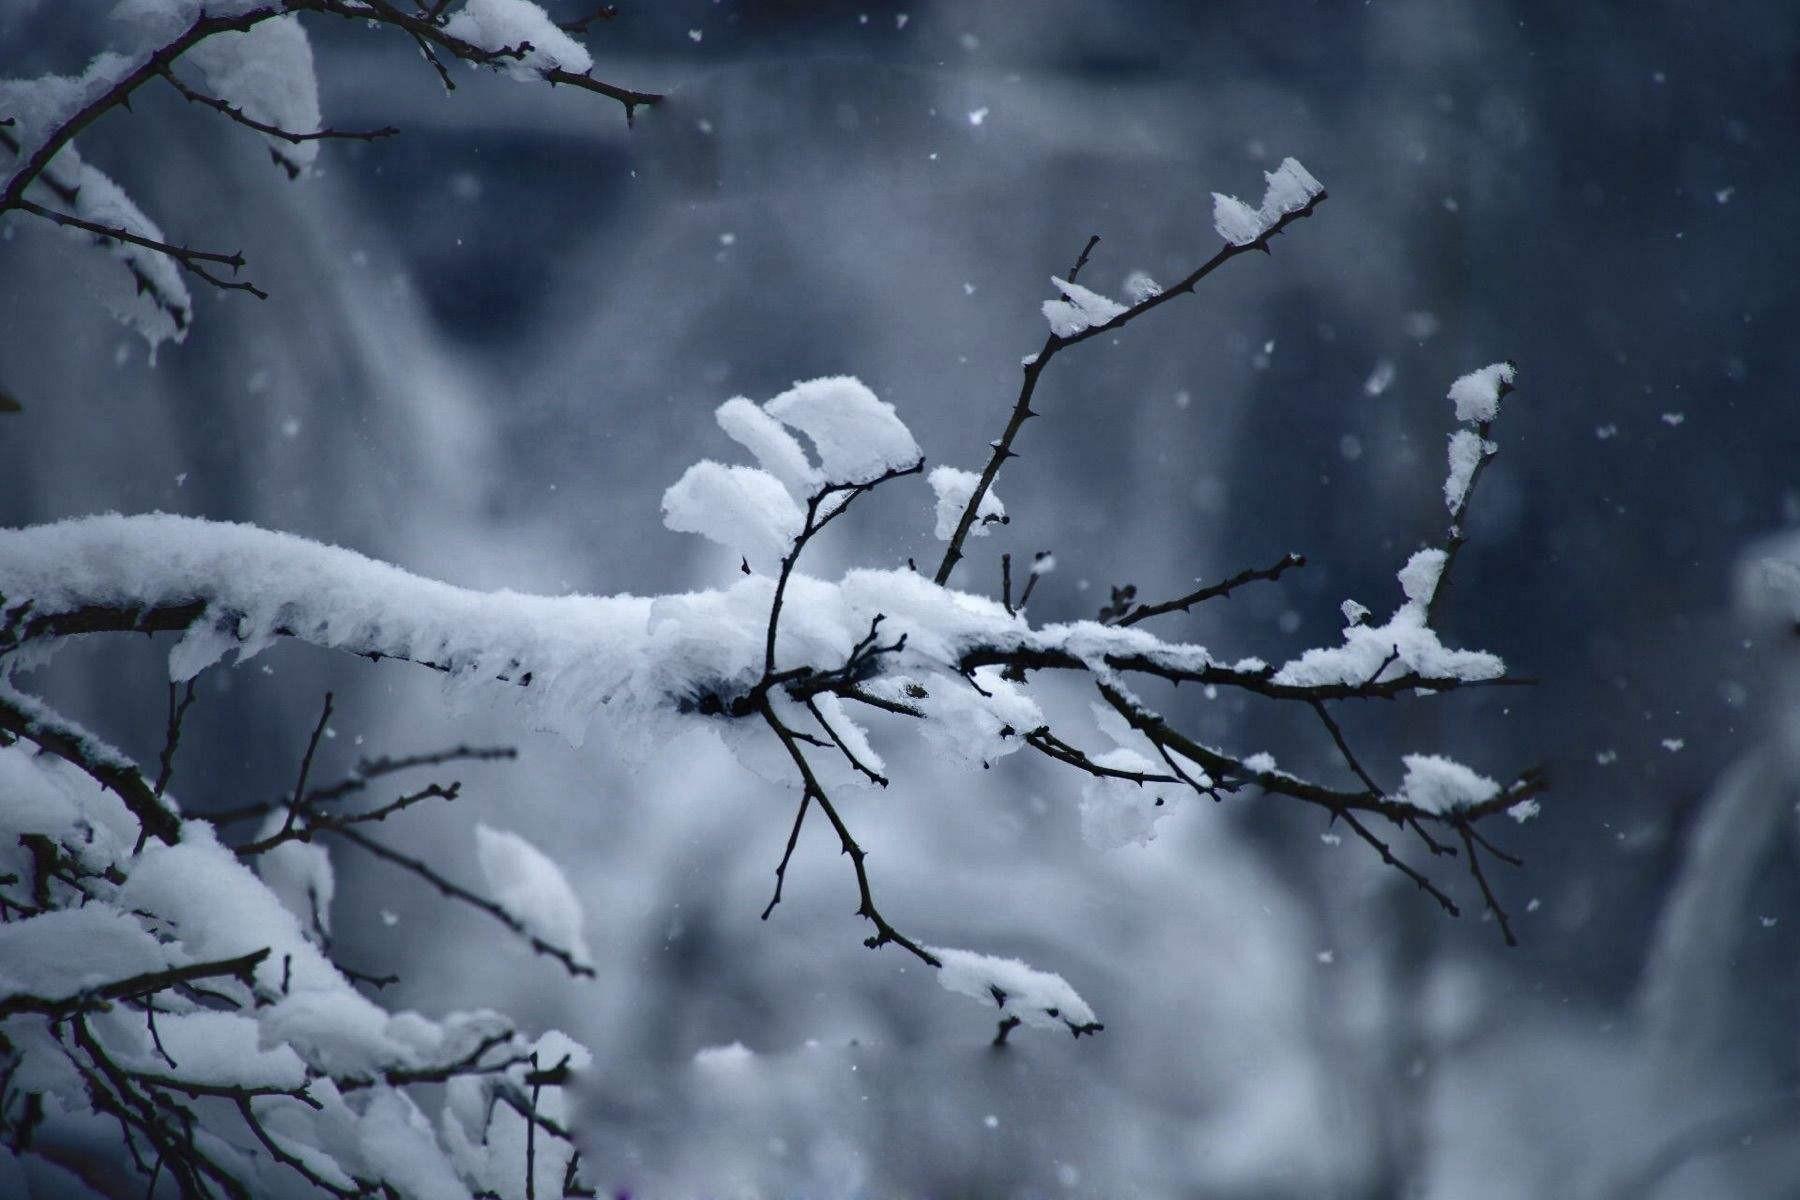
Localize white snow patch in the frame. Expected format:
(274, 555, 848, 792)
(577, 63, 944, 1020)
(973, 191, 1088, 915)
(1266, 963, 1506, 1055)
(1042, 276, 1126, 338)
(1393, 754, 1500, 815)
(474, 823, 593, 967)
(1446, 362, 1515, 424)
(929, 946, 1098, 1031)
(928, 466, 1003, 541)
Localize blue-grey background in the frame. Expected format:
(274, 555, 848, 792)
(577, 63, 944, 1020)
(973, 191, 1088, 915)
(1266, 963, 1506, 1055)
(4, 1, 1799, 1195)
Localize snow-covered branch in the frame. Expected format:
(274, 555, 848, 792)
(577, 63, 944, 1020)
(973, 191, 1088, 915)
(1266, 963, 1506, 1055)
(0, 152, 1550, 1191)
(0, 1, 659, 350)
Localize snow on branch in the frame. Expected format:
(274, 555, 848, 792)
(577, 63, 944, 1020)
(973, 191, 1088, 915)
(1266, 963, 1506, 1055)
(3, 177, 1547, 1166)
(0, 717, 599, 1197)
(0, 1, 660, 350)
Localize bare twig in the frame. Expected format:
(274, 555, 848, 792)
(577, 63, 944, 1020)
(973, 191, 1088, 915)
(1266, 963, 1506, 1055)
(154, 679, 197, 799)
(328, 824, 594, 978)
(934, 196, 1326, 585)
(758, 695, 940, 968)
(1114, 552, 1306, 627)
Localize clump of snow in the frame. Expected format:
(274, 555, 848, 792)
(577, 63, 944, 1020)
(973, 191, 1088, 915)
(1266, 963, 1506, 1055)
(1212, 157, 1324, 245)
(662, 461, 803, 566)
(1447, 361, 1515, 424)
(474, 823, 593, 968)
(0, 907, 174, 1001)
(1211, 194, 1265, 246)
(928, 466, 1003, 541)
(443, 0, 595, 78)
(1242, 751, 1277, 775)
(929, 946, 1098, 1032)
(64, 152, 192, 352)
(1272, 549, 1502, 689)
(1042, 276, 1126, 337)
(1507, 797, 1541, 823)
(911, 667, 1043, 768)
(1078, 749, 1182, 849)
(763, 376, 921, 483)
(1397, 549, 1447, 609)
(185, 16, 323, 174)
(715, 396, 818, 497)
(1444, 429, 1490, 513)
(1392, 754, 1500, 815)
(137, 1011, 309, 1090)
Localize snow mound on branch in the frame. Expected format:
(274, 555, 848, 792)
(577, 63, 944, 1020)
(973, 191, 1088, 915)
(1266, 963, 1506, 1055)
(185, 15, 323, 174)
(63, 150, 192, 352)
(1444, 429, 1491, 513)
(474, 823, 593, 968)
(1042, 276, 1126, 337)
(716, 395, 818, 496)
(0, 514, 1257, 757)
(140, 1011, 309, 1089)
(443, 0, 595, 78)
(0, 907, 175, 1000)
(1272, 549, 1502, 688)
(929, 946, 1099, 1032)
(911, 667, 1042, 768)
(763, 376, 922, 483)
(927, 466, 1004, 541)
(662, 461, 804, 567)
(1393, 754, 1500, 815)
(1212, 157, 1324, 245)
(1447, 361, 1515, 424)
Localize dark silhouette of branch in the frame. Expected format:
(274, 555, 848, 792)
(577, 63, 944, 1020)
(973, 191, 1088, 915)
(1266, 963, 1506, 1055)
(327, 824, 595, 978)
(757, 693, 940, 968)
(933, 195, 1326, 586)
(1112, 551, 1307, 627)
(208, 743, 516, 823)
(259, 693, 334, 851)
(0, 949, 268, 1020)
(157, 63, 399, 176)
(558, 5, 618, 35)
(761, 460, 925, 679)
(154, 679, 198, 798)
(12, 197, 268, 299)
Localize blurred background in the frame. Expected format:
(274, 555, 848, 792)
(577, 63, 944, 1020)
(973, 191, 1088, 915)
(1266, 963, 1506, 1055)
(4, 0, 1800, 1195)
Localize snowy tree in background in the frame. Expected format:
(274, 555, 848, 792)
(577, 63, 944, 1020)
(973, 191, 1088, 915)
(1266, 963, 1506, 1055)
(0, 9, 1553, 1197)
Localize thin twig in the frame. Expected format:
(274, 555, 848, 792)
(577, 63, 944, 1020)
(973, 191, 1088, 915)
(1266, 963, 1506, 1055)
(934, 197, 1326, 585)
(1114, 552, 1306, 627)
